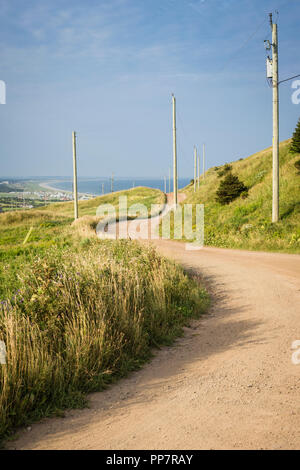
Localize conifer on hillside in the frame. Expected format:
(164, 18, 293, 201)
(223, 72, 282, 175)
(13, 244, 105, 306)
(216, 172, 248, 205)
(290, 117, 300, 153)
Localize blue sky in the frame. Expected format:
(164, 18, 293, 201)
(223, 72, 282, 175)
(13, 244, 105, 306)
(0, 0, 299, 178)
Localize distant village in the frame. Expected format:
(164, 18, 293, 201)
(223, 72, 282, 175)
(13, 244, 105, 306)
(0, 180, 92, 213)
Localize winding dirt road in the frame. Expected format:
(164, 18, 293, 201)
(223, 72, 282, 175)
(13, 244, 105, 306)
(8, 237, 300, 450)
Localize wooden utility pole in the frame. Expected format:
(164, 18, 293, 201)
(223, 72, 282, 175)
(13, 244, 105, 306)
(111, 173, 114, 193)
(270, 13, 279, 223)
(172, 94, 178, 205)
(164, 176, 167, 193)
(169, 166, 171, 193)
(194, 146, 197, 192)
(102, 183, 104, 195)
(203, 143, 206, 179)
(72, 131, 78, 220)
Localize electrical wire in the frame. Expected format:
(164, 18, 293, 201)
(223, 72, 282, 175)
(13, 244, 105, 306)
(279, 74, 300, 85)
(218, 3, 285, 74)
(218, 16, 268, 73)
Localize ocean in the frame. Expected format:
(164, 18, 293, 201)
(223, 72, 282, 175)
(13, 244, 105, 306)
(51, 178, 191, 195)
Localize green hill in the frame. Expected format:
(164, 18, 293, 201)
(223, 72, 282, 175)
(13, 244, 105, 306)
(181, 139, 300, 253)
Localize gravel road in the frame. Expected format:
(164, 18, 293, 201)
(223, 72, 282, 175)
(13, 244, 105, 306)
(8, 237, 300, 450)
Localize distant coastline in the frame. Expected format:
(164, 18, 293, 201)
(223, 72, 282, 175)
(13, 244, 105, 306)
(38, 177, 191, 197)
(39, 178, 191, 196)
(39, 181, 70, 192)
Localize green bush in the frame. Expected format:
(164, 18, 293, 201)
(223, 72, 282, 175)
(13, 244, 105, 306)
(290, 118, 300, 154)
(217, 163, 232, 178)
(294, 159, 300, 174)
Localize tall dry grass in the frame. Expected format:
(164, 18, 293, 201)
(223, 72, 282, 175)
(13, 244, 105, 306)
(0, 239, 209, 441)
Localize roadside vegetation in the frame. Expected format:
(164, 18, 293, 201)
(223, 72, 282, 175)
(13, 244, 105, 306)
(177, 138, 300, 253)
(0, 186, 209, 443)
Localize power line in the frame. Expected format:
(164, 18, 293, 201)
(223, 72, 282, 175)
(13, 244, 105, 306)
(218, 17, 267, 73)
(218, 2, 285, 74)
(278, 73, 300, 85)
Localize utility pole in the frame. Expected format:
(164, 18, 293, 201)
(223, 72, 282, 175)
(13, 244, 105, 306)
(164, 176, 167, 193)
(270, 13, 279, 223)
(72, 131, 78, 220)
(172, 94, 178, 206)
(169, 166, 171, 193)
(203, 143, 206, 179)
(102, 183, 104, 195)
(111, 173, 114, 193)
(194, 146, 197, 192)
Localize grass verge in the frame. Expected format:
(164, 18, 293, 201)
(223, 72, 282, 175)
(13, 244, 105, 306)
(0, 188, 209, 444)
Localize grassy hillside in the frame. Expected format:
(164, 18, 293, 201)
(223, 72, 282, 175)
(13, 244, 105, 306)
(0, 186, 209, 443)
(36, 186, 166, 217)
(181, 139, 300, 253)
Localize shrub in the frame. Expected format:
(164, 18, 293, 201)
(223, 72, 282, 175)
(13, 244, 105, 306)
(290, 118, 300, 154)
(216, 172, 248, 205)
(217, 163, 232, 178)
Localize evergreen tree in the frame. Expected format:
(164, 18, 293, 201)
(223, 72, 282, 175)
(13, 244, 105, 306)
(290, 117, 300, 153)
(216, 172, 248, 205)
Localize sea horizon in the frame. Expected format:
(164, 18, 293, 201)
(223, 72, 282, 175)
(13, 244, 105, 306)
(44, 177, 192, 195)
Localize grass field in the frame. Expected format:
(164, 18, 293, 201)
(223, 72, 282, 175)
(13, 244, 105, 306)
(0, 186, 209, 443)
(0, 186, 165, 302)
(173, 139, 300, 253)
